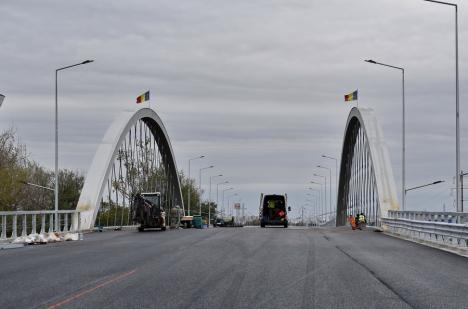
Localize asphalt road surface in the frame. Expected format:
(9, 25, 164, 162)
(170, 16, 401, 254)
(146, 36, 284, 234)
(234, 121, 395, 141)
(1, 226, 468, 309)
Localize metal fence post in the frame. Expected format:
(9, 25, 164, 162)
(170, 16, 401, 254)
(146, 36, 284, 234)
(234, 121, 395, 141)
(12, 214, 17, 239)
(41, 214, 46, 234)
(49, 214, 54, 233)
(22, 214, 27, 236)
(64, 213, 69, 232)
(32, 214, 37, 234)
(1, 215, 6, 240)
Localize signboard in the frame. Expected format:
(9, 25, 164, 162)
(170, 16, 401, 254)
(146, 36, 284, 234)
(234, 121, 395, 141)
(234, 203, 241, 209)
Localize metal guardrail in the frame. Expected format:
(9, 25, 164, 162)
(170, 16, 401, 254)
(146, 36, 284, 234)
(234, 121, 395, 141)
(0, 210, 82, 241)
(388, 210, 468, 224)
(381, 217, 468, 249)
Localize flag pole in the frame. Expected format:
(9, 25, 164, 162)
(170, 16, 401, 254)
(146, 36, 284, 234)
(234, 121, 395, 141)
(147, 90, 151, 109)
(356, 89, 359, 108)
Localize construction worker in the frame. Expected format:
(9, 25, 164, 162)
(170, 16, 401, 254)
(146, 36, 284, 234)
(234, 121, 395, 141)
(347, 214, 356, 230)
(358, 213, 366, 230)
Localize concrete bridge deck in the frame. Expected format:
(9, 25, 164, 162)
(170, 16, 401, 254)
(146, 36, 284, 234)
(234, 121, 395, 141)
(1, 227, 467, 309)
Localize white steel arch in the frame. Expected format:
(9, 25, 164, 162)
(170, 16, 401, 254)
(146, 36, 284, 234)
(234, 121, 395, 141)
(336, 107, 399, 226)
(76, 108, 184, 230)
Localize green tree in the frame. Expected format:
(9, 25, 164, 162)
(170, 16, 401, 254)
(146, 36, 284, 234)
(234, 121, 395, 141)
(178, 171, 201, 215)
(200, 201, 218, 222)
(0, 129, 28, 210)
(17, 162, 53, 210)
(58, 169, 84, 210)
(0, 128, 84, 211)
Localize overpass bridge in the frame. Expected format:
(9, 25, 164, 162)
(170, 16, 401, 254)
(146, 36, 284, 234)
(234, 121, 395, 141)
(1, 106, 468, 308)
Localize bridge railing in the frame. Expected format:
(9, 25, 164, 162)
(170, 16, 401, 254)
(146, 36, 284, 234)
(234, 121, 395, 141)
(382, 213, 468, 251)
(0, 210, 82, 241)
(388, 210, 468, 224)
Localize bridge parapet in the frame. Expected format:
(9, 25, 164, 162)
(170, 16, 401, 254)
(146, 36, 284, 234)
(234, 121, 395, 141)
(388, 210, 468, 224)
(382, 211, 468, 255)
(0, 210, 82, 241)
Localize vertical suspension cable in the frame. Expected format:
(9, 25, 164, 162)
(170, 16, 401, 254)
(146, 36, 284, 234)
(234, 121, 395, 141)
(106, 177, 111, 227)
(112, 163, 118, 226)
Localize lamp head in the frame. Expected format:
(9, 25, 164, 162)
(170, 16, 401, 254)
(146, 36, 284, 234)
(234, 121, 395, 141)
(81, 60, 94, 64)
(365, 59, 376, 64)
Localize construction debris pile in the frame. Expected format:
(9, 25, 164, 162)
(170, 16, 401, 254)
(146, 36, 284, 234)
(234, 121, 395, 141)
(11, 232, 81, 245)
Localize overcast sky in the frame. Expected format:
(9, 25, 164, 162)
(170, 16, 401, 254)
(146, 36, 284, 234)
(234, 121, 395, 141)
(1, 0, 467, 219)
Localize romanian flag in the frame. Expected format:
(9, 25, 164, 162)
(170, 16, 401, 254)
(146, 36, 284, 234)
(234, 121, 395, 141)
(136, 91, 150, 104)
(344, 90, 358, 102)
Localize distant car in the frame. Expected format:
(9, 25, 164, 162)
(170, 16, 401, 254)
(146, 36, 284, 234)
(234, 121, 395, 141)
(214, 217, 225, 227)
(259, 193, 290, 228)
(214, 216, 235, 227)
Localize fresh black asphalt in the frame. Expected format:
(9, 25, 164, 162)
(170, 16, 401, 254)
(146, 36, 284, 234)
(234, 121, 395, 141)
(1, 226, 468, 309)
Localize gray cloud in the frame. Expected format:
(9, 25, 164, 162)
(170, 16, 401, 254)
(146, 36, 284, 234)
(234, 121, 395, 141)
(0, 0, 467, 217)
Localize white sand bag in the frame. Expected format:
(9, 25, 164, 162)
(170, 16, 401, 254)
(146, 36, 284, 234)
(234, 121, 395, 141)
(46, 232, 61, 242)
(37, 233, 48, 244)
(12, 236, 27, 244)
(63, 233, 79, 241)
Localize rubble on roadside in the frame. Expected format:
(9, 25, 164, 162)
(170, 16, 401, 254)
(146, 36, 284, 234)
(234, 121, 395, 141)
(11, 232, 81, 245)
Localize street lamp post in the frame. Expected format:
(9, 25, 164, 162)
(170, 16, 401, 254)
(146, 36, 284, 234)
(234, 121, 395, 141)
(405, 180, 444, 194)
(365, 59, 405, 210)
(20, 181, 54, 192)
(217, 181, 229, 214)
(317, 165, 332, 218)
(55, 60, 93, 231)
(308, 186, 321, 218)
(422, 0, 460, 211)
(313, 174, 327, 218)
(322, 155, 338, 214)
(227, 193, 238, 216)
(309, 184, 322, 223)
(233, 195, 242, 221)
(305, 197, 317, 224)
(208, 174, 223, 228)
(188, 155, 204, 216)
(199, 165, 214, 215)
(222, 187, 234, 216)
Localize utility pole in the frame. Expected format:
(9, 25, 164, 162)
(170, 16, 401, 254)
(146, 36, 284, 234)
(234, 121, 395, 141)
(301, 206, 304, 226)
(422, 1, 460, 212)
(460, 170, 468, 212)
(242, 203, 245, 225)
(55, 60, 94, 231)
(188, 155, 204, 216)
